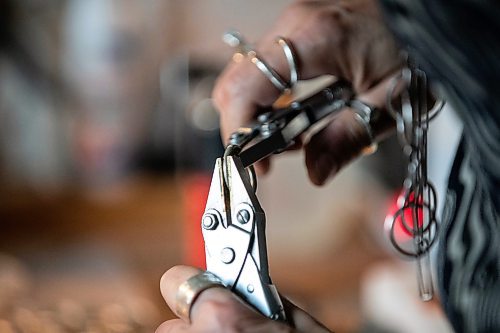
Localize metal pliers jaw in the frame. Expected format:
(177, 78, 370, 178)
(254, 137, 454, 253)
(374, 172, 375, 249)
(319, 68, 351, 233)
(202, 155, 285, 320)
(201, 79, 354, 321)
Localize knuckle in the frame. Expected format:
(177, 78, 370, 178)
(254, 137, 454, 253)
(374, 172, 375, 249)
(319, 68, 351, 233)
(284, 3, 351, 76)
(282, 1, 348, 34)
(312, 6, 349, 39)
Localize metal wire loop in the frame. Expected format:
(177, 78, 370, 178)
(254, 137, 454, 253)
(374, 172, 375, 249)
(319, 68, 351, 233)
(223, 31, 299, 94)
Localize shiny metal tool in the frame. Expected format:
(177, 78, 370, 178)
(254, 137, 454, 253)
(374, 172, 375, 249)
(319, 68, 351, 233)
(201, 79, 354, 321)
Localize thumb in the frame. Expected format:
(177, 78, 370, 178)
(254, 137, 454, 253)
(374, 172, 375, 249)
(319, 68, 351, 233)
(161, 266, 332, 332)
(160, 266, 263, 326)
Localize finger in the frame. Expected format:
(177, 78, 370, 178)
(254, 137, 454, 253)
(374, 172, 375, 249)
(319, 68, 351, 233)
(357, 73, 401, 139)
(213, 58, 289, 177)
(213, 3, 323, 147)
(305, 74, 398, 185)
(305, 109, 368, 185)
(160, 266, 258, 325)
(160, 265, 204, 320)
(155, 319, 188, 333)
(213, 57, 283, 144)
(160, 267, 332, 332)
(213, 62, 279, 177)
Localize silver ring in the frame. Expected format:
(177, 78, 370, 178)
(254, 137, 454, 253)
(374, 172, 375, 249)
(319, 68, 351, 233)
(176, 271, 225, 323)
(223, 31, 298, 94)
(276, 37, 298, 87)
(248, 50, 290, 93)
(349, 99, 379, 155)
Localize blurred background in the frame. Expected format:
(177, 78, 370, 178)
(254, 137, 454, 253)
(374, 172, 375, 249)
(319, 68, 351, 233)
(0, 0, 461, 332)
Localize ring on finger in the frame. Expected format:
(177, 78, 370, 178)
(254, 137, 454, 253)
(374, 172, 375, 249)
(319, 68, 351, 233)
(349, 99, 379, 155)
(223, 31, 299, 94)
(175, 271, 226, 323)
(276, 36, 298, 87)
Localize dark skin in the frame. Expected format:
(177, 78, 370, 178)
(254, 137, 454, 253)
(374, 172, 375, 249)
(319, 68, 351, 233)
(213, 0, 401, 184)
(157, 0, 402, 332)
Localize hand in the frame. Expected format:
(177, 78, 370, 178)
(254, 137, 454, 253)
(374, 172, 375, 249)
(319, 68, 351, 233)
(212, 0, 402, 184)
(155, 265, 331, 333)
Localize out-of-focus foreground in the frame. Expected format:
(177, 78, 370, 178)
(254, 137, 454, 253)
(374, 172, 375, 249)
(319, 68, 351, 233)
(0, 1, 459, 332)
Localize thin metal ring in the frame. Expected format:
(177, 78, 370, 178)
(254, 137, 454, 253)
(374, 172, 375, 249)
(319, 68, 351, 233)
(388, 210, 438, 258)
(223, 31, 298, 94)
(349, 99, 376, 142)
(349, 99, 379, 155)
(397, 201, 434, 236)
(386, 70, 445, 135)
(248, 50, 290, 93)
(176, 271, 226, 323)
(276, 37, 298, 87)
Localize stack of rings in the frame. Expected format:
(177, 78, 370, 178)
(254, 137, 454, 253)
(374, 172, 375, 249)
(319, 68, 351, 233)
(223, 31, 298, 94)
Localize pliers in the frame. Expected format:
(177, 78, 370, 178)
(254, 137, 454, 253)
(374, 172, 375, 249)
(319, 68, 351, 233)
(201, 79, 354, 321)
